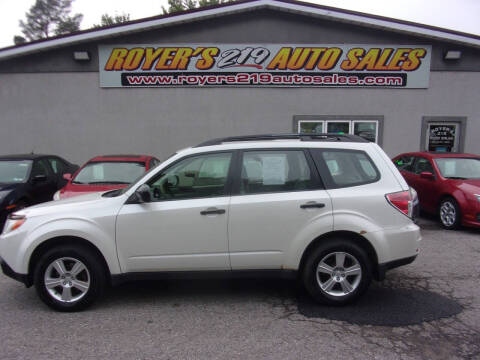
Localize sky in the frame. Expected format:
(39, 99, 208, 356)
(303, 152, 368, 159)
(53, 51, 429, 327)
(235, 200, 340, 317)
(0, 0, 479, 48)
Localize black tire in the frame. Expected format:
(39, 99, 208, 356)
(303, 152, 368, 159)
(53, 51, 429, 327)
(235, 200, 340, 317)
(33, 245, 106, 312)
(302, 238, 372, 306)
(439, 197, 461, 230)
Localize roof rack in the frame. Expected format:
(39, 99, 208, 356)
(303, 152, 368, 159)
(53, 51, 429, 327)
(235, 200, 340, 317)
(195, 133, 368, 147)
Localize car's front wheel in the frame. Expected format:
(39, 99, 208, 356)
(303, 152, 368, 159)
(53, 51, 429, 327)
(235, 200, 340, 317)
(33, 245, 106, 312)
(439, 197, 461, 230)
(303, 239, 372, 305)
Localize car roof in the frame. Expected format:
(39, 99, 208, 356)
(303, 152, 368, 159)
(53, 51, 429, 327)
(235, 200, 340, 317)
(394, 151, 480, 159)
(0, 154, 53, 161)
(87, 154, 155, 162)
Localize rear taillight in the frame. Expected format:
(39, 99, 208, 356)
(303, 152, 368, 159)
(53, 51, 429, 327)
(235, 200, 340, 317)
(386, 190, 413, 218)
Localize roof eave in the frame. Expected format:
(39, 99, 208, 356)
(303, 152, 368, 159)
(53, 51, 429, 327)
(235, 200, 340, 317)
(0, 0, 478, 61)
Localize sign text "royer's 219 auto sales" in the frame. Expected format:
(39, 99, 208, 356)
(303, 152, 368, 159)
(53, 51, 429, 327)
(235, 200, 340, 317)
(98, 44, 431, 88)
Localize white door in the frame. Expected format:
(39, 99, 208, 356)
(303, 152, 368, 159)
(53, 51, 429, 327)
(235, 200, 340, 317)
(116, 152, 233, 272)
(228, 149, 333, 269)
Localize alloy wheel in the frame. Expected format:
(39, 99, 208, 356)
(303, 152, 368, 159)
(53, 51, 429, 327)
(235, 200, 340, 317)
(44, 257, 91, 303)
(440, 201, 456, 227)
(316, 252, 362, 297)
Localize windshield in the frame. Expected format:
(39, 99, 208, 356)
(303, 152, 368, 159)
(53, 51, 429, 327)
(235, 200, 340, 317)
(434, 158, 480, 179)
(0, 160, 32, 183)
(73, 161, 146, 185)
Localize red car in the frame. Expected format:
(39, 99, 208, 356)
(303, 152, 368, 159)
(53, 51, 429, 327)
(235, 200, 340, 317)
(54, 154, 160, 200)
(393, 152, 480, 229)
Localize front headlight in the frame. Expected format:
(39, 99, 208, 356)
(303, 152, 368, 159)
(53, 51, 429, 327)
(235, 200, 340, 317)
(475, 194, 480, 203)
(53, 190, 61, 201)
(2, 214, 26, 235)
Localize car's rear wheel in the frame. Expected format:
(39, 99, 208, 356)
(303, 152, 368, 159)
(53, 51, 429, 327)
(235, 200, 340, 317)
(439, 197, 461, 230)
(34, 245, 106, 312)
(303, 239, 372, 305)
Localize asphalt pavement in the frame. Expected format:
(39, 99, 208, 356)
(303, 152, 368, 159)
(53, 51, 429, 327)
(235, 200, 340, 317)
(0, 216, 479, 360)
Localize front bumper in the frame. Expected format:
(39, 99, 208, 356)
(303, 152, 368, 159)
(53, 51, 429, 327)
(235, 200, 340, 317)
(0, 257, 31, 287)
(375, 254, 417, 281)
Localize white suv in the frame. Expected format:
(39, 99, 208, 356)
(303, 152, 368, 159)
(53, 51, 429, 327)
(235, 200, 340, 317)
(0, 134, 420, 311)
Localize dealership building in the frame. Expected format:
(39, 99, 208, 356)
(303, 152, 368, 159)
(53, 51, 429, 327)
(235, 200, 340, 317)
(0, 0, 479, 163)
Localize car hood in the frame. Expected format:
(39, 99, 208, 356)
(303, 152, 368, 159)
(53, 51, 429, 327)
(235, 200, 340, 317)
(454, 179, 480, 194)
(18, 192, 116, 217)
(59, 183, 128, 199)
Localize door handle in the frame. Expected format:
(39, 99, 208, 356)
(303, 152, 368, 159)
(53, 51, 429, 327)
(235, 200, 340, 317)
(200, 208, 226, 215)
(300, 202, 325, 209)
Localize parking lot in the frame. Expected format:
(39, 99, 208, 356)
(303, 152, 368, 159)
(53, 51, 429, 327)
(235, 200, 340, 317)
(0, 215, 479, 360)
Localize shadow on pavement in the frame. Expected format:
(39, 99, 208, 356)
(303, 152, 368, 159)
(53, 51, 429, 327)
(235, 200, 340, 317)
(297, 286, 463, 326)
(103, 278, 462, 326)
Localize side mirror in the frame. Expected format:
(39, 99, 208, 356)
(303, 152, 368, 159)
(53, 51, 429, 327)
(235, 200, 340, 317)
(33, 174, 47, 183)
(135, 184, 151, 203)
(63, 173, 72, 181)
(420, 171, 435, 180)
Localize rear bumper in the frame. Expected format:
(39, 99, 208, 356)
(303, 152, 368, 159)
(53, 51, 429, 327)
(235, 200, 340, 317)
(0, 257, 31, 287)
(375, 254, 417, 281)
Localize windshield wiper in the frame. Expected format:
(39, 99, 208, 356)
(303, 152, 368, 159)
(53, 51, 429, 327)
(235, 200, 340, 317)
(446, 176, 468, 180)
(88, 181, 130, 185)
(72, 181, 85, 184)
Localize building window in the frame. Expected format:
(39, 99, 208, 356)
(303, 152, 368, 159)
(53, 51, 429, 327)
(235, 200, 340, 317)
(421, 117, 467, 153)
(294, 116, 382, 144)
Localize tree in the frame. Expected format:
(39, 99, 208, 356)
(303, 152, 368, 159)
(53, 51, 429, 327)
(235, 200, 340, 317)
(15, 0, 83, 42)
(54, 14, 83, 35)
(93, 13, 131, 28)
(162, 0, 232, 14)
(162, 0, 198, 14)
(197, 0, 231, 7)
(13, 36, 26, 45)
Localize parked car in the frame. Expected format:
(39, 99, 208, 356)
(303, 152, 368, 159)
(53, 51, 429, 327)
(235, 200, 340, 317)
(53, 155, 160, 200)
(393, 152, 480, 229)
(0, 134, 420, 311)
(0, 154, 78, 229)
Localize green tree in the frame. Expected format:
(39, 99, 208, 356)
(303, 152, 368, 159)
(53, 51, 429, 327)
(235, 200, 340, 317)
(15, 0, 83, 43)
(162, 0, 231, 14)
(162, 0, 197, 14)
(94, 13, 131, 28)
(197, 0, 231, 7)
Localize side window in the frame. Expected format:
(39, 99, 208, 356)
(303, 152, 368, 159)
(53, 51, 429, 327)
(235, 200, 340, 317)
(394, 156, 415, 172)
(31, 159, 50, 178)
(312, 149, 380, 188)
(48, 157, 67, 174)
(240, 150, 315, 194)
(148, 152, 232, 201)
(413, 157, 434, 175)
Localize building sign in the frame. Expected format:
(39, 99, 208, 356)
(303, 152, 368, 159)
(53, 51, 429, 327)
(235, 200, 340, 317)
(427, 124, 457, 152)
(98, 44, 431, 88)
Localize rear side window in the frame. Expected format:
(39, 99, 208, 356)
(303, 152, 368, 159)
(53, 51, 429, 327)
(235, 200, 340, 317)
(311, 149, 380, 189)
(240, 150, 315, 194)
(394, 156, 415, 172)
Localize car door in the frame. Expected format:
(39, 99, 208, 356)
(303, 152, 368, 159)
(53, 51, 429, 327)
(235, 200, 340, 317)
(115, 151, 234, 273)
(47, 156, 70, 188)
(411, 156, 439, 213)
(29, 159, 58, 203)
(393, 155, 416, 185)
(228, 149, 333, 269)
